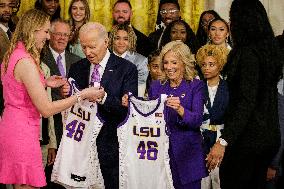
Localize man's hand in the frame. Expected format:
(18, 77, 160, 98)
(47, 148, 56, 166)
(121, 94, 129, 107)
(61, 81, 71, 97)
(266, 167, 277, 181)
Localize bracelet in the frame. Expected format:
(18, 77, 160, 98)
(75, 92, 82, 103)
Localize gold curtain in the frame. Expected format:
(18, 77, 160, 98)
(17, 0, 204, 35)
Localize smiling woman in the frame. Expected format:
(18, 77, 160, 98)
(149, 41, 207, 189)
(68, 0, 90, 58)
(0, 9, 103, 188)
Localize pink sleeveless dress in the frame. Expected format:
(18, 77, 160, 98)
(0, 42, 46, 187)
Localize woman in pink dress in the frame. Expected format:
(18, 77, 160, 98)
(0, 9, 103, 189)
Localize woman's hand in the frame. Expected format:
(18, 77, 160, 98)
(81, 87, 105, 102)
(206, 142, 226, 171)
(166, 96, 184, 117)
(46, 75, 67, 88)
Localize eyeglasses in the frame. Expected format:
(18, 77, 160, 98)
(160, 9, 179, 15)
(51, 32, 70, 38)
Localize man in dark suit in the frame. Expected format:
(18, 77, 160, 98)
(0, 0, 13, 123)
(42, 19, 81, 146)
(66, 22, 138, 189)
(112, 0, 152, 57)
(148, 0, 181, 50)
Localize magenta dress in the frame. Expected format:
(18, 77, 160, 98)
(0, 42, 46, 186)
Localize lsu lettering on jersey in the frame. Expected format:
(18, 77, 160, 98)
(118, 94, 174, 189)
(51, 78, 105, 189)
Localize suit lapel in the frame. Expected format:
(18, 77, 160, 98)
(0, 28, 9, 43)
(65, 51, 72, 75)
(210, 79, 225, 113)
(44, 48, 60, 75)
(101, 53, 119, 88)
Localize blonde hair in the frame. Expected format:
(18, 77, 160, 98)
(3, 9, 50, 73)
(108, 24, 137, 53)
(160, 41, 197, 82)
(196, 44, 229, 70)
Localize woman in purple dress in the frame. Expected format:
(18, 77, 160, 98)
(148, 41, 207, 189)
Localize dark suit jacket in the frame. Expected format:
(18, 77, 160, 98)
(42, 47, 81, 100)
(0, 28, 10, 115)
(204, 78, 229, 125)
(68, 52, 138, 168)
(132, 26, 153, 57)
(148, 28, 164, 51)
(41, 47, 81, 145)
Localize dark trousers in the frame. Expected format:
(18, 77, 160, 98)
(220, 147, 277, 189)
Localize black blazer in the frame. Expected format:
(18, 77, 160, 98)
(204, 78, 229, 125)
(148, 28, 164, 51)
(68, 52, 138, 167)
(132, 26, 153, 57)
(222, 47, 280, 153)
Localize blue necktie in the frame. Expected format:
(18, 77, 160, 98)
(56, 54, 65, 77)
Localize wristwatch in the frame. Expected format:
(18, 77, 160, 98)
(218, 138, 228, 147)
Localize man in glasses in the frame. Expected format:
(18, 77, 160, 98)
(42, 18, 81, 148)
(148, 0, 181, 50)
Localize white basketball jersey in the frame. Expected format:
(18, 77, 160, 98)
(51, 78, 105, 189)
(118, 94, 174, 189)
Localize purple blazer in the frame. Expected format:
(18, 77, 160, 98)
(149, 79, 207, 185)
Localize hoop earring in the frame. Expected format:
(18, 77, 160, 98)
(225, 36, 229, 44)
(207, 36, 212, 44)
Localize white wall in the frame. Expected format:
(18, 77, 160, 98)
(205, 0, 284, 36)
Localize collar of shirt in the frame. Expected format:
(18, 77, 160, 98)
(0, 23, 8, 33)
(49, 46, 66, 71)
(0, 23, 9, 39)
(89, 49, 110, 83)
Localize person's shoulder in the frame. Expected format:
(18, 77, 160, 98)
(132, 26, 147, 38)
(132, 52, 147, 61)
(67, 50, 82, 62)
(70, 58, 89, 68)
(148, 28, 163, 37)
(188, 78, 206, 89)
(111, 53, 132, 65)
(150, 80, 165, 89)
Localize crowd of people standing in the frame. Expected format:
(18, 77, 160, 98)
(0, 0, 283, 189)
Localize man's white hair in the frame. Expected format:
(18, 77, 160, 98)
(79, 22, 108, 39)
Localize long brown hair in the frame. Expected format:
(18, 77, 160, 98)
(68, 0, 90, 45)
(3, 9, 50, 73)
